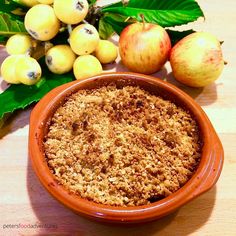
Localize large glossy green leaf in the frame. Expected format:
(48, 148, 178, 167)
(0, 67, 74, 121)
(101, 0, 204, 27)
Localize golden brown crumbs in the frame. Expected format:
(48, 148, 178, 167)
(44, 84, 202, 206)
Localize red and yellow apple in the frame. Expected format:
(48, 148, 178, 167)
(170, 32, 224, 87)
(119, 22, 171, 74)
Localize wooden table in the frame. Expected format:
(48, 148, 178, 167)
(1, 0, 236, 235)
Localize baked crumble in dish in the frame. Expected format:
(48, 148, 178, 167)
(44, 84, 202, 206)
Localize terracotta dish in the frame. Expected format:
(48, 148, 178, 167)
(29, 73, 224, 223)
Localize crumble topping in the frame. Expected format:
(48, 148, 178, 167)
(44, 84, 201, 206)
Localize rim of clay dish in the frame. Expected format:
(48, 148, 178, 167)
(29, 72, 224, 223)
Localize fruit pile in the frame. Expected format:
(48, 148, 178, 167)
(119, 22, 224, 87)
(1, 0, 118, 85)
(1, 0, 225, 88)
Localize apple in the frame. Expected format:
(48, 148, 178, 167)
(119, 22, 171, 74)
(170, 32, 224, 87)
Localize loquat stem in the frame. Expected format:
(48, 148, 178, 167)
(82, 19, 89, 24)
(67, 24, 73, 35)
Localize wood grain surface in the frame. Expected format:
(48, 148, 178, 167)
(1, 0, 236, 235)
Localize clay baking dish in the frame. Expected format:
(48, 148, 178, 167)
(29, 72, 224, 223)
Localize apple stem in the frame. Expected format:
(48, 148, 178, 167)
(140, 14, 146, 30)
(224, 60, 228, 65)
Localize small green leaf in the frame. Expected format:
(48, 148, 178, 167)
(98, 17, 115, 39)
(11, 0, 32, 8)
(88, 0, 97, 6)
(0, 0, 27, 17)
(0, 12, 26, 37)
(102, 13, 136, 35)
(0, 0, 22, 10)
(0, 35, 8, 44)
(0, 67, 74, 120)
(102, 0, 204, 27)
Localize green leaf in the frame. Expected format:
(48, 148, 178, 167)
(11, 0, 32, 8)
(101, 0, 204, 27)
(0, 67, 74, 120)
(102, 13, 136, 35)
(167, 29, 195, 46)
(0, 12, 26, 37)
(0, 0, 27, 16)
(0, 0, 19, 11)
(88, 0, 97, 6)
(98, 17, 115, 39)
(0, 35, 8, 44)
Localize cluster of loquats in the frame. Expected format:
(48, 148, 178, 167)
(1, 0, 118, 85)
